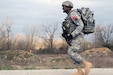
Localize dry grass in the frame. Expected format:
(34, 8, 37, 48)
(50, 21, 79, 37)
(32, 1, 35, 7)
(0, 48, 113, 70)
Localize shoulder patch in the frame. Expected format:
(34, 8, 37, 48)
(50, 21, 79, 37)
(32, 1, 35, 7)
(71, 16, 77, 21)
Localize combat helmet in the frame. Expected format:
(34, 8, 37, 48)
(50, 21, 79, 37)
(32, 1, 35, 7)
(62, 1, 73, 8)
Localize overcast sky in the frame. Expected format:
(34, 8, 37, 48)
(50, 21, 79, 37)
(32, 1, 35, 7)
(0, 0, 113, 34)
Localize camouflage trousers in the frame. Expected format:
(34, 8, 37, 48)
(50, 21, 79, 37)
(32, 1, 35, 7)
(67, 36, 84, 66)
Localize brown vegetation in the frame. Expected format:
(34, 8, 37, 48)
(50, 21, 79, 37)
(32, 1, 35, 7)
(0, 47, 113, 70)
(81, 47, 113, 68)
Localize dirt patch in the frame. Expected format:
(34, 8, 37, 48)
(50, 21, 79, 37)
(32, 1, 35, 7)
(0, 50, 74, 69)
(81, 47, 111, 58)
(81, 47, 113, 68)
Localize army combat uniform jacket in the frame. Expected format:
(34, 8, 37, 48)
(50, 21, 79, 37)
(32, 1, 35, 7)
(62, 9, 84, 39)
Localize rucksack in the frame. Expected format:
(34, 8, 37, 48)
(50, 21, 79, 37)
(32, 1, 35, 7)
(77, 7, 95, 34)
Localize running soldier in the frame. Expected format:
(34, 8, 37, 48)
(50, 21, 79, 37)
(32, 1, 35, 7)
(61, 1, 92, 75)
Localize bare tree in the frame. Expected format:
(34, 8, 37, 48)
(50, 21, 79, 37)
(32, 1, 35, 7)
(24, 25, 38, 50)
(94, 24, 113, 48)
(0, 22, 6, 50)
(0, 17, 13, 50)
(40, 24, 58, 53)
(5, 17, 13, 50)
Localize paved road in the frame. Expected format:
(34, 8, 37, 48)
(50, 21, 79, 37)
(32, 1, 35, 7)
(0, 68, 113, 75)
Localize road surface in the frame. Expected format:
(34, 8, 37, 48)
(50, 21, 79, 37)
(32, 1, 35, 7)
(0, 68, 113, 75)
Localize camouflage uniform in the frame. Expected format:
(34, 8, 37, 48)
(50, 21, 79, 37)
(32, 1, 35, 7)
(62, 10, 84, 65)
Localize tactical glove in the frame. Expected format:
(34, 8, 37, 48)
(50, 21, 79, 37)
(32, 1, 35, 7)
(67, 34, 73, 40)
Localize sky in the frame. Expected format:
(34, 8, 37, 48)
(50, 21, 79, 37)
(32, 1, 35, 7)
(0, 0, 113, 35)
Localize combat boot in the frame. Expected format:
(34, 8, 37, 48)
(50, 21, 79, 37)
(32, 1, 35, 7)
(82, 60, 92, 75)
(72, 66, 84, 75)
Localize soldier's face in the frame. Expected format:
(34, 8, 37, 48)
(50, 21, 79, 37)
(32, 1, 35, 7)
(62, 5, 69, 13)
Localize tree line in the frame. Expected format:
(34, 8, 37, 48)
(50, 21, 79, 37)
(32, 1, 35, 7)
(0, 17, 113, 54)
